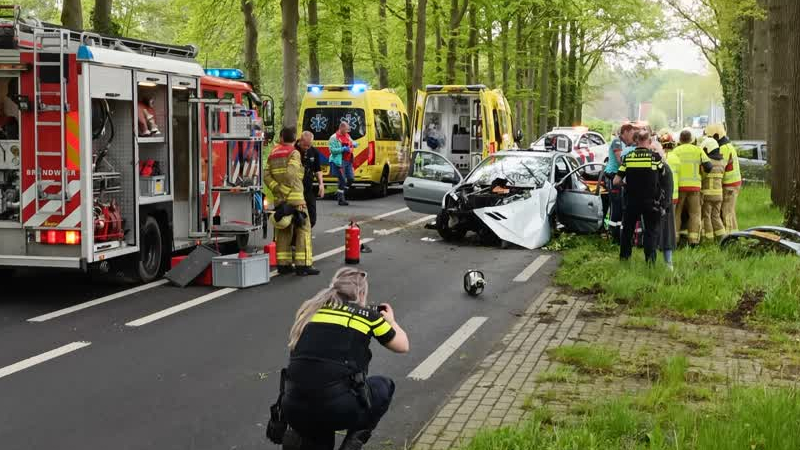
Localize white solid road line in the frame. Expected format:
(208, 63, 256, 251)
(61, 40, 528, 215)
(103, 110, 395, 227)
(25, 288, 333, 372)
(513, 255, 552, 283)
(324, 207, 409, 234)
(0, 341, 91, 380)
(27, 279, 170, 323)
(374, 215, 435, 236)
(125, 288, 237, 327)
(407, 316, 488, 381)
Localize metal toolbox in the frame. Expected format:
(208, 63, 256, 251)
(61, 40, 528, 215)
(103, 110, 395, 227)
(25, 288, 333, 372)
(212, 252, 270, 288)
(140, 175, 166, 196)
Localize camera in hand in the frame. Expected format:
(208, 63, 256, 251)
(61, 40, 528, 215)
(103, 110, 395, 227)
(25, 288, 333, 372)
(366, 304, 388, 315)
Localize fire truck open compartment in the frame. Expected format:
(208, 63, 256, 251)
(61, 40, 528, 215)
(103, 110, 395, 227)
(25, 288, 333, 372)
(136, 72, 170, 198)
(0, 73, 21, 224)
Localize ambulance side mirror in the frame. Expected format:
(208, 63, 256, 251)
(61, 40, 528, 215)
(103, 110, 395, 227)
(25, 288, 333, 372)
(262, 97, 275, 143)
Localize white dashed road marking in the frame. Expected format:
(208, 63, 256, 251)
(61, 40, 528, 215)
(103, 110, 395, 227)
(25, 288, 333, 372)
(513, 255, 551, 283)
(0, 342, 91, 380)
(324, 207, 409, 234)
(407, 317, 488, 381)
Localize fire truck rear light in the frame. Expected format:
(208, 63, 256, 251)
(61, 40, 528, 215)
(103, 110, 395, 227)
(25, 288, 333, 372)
(35, 230, 81, 245)
(367, 141, 376, 165)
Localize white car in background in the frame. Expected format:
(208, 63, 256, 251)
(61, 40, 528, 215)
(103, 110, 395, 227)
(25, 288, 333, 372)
(528, 127, 608, 179)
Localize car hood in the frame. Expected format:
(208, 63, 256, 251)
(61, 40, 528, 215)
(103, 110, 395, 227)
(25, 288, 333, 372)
(470, 182, 557, 249)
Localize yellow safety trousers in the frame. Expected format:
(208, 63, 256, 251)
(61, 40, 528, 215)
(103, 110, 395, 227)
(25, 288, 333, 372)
(275, 205, 313, 267)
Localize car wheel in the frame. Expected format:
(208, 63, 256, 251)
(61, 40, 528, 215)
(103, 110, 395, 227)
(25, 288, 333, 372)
(372, 169, 390, 198)
(136, 216, 164, 283)
(436, 210, 466, 241)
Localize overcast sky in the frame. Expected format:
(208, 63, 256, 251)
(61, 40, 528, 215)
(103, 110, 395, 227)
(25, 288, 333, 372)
(652, 37, 708, 74)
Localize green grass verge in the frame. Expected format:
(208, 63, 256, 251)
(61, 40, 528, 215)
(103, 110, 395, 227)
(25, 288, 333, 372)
(552, 186, 800, 322)
(462, 356, 800, 450)
(547, 345, 620, 374)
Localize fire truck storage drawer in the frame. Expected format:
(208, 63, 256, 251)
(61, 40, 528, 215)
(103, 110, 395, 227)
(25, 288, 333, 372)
(89, 66, 133, 100)
(172, 76, 197, 89)
(136, 72, 167, 86)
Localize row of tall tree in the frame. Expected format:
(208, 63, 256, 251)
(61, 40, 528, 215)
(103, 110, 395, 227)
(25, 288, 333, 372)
(30, 0, 661, 143)
(665, 0, 799, 227)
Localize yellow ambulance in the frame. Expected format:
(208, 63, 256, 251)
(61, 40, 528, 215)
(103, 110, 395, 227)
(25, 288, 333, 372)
(412, 85, 519, 174)
(299, 84, 411, 197)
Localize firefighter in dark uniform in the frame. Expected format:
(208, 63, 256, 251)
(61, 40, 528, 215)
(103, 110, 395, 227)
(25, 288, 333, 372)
(281, 267, 410, 450)
(296, 131, 325, 228)
(613, 131, 665, 264)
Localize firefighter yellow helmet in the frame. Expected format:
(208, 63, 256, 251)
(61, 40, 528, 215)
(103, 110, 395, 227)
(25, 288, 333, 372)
(705, 123, 726, 139)
(700, 137, 719, 154)
(270, 213, 293, 230)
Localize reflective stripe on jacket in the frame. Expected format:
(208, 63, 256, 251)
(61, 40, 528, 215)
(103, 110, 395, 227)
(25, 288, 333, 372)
(701, 157, 726, 199)
(720, 142, 742, 187)
(264, 144, 306, 206)
(673, 143, 710, 191)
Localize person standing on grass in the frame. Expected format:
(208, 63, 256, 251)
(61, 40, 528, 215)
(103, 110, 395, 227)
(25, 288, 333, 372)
(658, 133, 680, 270)
(674, 130, 712, 246)
(614, 131, 665, 264)
(604, 123, 636, 244)
(296, 131, 325, 228)
(699, 137, 727, 242)
(329, 121, 357, 206)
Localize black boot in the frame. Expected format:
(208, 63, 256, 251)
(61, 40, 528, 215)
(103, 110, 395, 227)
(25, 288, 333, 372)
(337, 191, 349, 206)
(338, 430, 371, 450)
(295, 266, 321, 276)
(282, 426, 303, 450)
(277, 265, 294, 275)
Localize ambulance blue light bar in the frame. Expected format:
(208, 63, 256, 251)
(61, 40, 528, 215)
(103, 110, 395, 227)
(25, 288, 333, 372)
(306, 84, 370, 94)
(351, 83, 367, 93)
(205, 68, 244, 79)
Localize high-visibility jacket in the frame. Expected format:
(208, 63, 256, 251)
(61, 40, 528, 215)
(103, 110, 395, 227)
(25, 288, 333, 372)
(701, 156, 726, 200)
(666, 152, 681, 202)
(673, 143, 710, 192)
(720, 142, 742, 187)
(264, 143, 306, 206)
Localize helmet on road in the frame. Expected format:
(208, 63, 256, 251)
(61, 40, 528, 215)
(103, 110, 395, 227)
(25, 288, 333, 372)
(705, 123, 726, 140)
(700, 137, 719, 154)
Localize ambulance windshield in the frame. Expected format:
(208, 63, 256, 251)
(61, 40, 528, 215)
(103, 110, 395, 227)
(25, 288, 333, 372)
(302, 108, 366, 141)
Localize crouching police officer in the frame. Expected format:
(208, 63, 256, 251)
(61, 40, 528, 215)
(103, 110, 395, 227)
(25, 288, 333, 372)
(280, 267, 410, 450)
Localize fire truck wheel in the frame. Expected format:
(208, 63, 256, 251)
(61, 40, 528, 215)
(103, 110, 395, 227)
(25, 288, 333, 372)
(136, 216, 164, 283)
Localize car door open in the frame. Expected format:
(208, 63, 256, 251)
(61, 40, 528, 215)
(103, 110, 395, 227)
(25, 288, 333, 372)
(554, 162, 605, 233)
(403, 150, 463, 214)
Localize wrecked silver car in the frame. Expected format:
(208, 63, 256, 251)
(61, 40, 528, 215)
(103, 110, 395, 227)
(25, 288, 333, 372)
(403, 150, 605, 249)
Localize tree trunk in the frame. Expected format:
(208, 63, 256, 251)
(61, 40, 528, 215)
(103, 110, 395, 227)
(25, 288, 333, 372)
(307, 0, 320, 84)
(433, 0, 444, 83)
(565, 21, 578, 126)
(405, 0, 415, 112)
(526, 35, 537, 143)
(486, 15, 496, 86)
(281, 0, 300, 128)
(467, 4, 478, 84)
(92, 0, 114, 35)
(573, 26, 585, 123)
(412, 0, 428, 102)
(743, 0, 769, 140)
(514, 11, 525, 130)
(241, 0, 262, 92)
(537, 22, 554, 135)
(768, 0, 800, 215)
(445, 0, 468, 84)
(500, 20, 509, 93)
(558, 21, 570, 126)
(377, 0, 390, 89)
(340, 3, 354, 84)
(547, 23, 560, 130)
(61, 0, 83, 30)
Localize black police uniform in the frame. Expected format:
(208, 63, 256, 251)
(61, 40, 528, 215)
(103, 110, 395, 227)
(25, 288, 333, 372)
(282, 301, 397, 450)
(297, 143, 322, 228)
(617, 147, 665, 263)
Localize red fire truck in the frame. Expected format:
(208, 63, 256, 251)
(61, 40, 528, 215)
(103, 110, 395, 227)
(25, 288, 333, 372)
(0, 6, 275, 282)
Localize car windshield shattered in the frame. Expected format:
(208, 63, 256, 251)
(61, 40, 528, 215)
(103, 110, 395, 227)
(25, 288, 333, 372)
(465, 155, 550, 188)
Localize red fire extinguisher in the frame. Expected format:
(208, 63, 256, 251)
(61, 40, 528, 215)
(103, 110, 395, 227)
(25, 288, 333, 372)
(345, 221, 360, 265)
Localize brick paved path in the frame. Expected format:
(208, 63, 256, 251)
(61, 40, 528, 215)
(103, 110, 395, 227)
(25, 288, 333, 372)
(412, 287, 793, 450)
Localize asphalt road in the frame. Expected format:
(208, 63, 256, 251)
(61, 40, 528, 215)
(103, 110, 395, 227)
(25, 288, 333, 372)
(0, 189, 559, 450)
